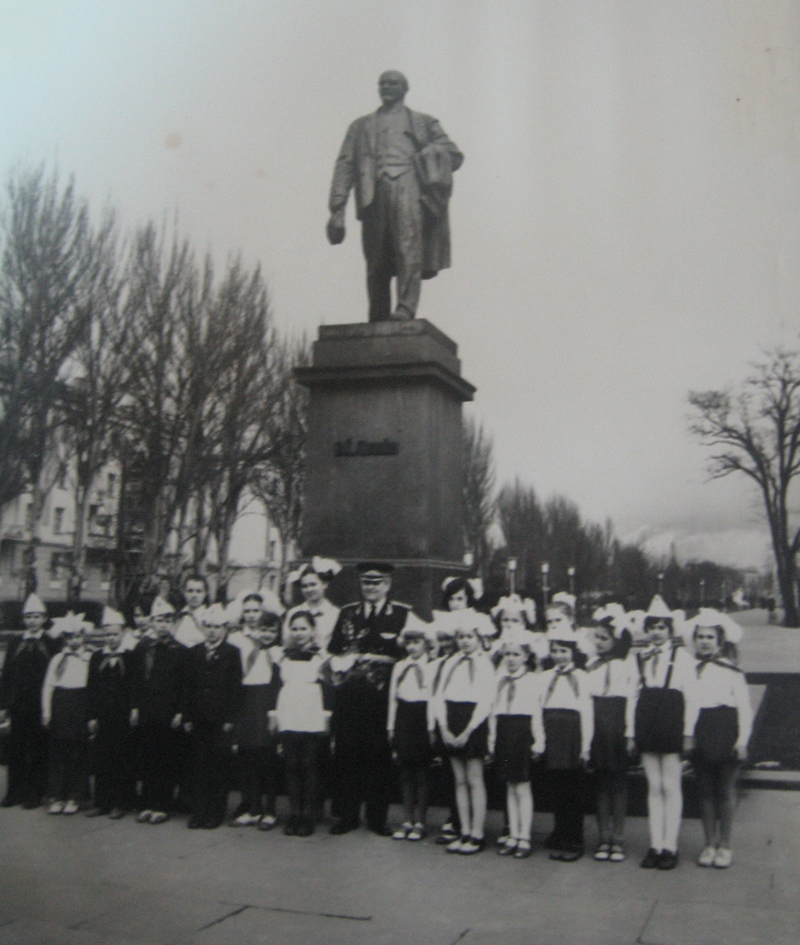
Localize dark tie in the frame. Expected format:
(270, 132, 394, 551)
(144, 645, 155, 681)
(398, 661, 424, 689)
(100, 654, 124, 675)
(444, 654, 473, 691)
(54, 654, 69, 682)
(245, 642, 271, 676)
(498, 675, 516, 712)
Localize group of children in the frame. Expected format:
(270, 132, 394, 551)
(0, 566, 753, 871)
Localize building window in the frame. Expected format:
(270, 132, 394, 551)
(58, 468, 68, 490)
(53, 508, 65, 535)
(269, 539, 277, 562)
(107, 472, 116, 496)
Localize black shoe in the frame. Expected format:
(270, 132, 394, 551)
(283, 817, 299, 836)
(296, 818, 314, 837)
(369, 823, 393, 837)
(657, 850, 679, 870)
(202, 819, 222, 830)
(22, 798, 41, 810)
(330, 819, 359, 835)
(549, 850, 566, 861)
(544, 831, 565, 850)
(187, 816, 203, 829)
(1, 796, 19, 808)
(640, 848, 661, 869)
(85, 808, 107, 818)
(560, 848, 583, 862)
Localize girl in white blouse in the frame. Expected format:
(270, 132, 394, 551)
(586, 603, 638, 863)
(387, 623, 435, 841)
(537, 601, 594, 862)
(489, 630, 545, 859)
(432, 624, 495, 855)
(633, 596, 698, 871)
(689, 609, 753, 870)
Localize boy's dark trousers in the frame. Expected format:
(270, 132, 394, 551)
(138, 722, 177, 812)
(191, 722, 230, 827)
(5, 711, 49, 806)
(93, 729, 134, 811)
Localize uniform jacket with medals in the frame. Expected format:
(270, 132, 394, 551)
(327, 600, 410, 692)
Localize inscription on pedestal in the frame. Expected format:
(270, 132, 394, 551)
(334, 438, 400, 458)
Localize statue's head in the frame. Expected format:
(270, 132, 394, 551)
(378, 71, 409, 106)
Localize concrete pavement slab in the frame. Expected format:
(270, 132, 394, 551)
(2, 787, 800, 945)
(0, 918, 150, 945)
(639, 900, 800, 945)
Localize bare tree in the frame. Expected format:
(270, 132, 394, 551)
(689, 348, 800, 627)
(251, 335, 309, 574)
(0, 166, 105, 592)
(59, 214, 127, 601)
(199, 260, 278, 579)
(462, 415, 496, 576)
(115, 222, 203, 583)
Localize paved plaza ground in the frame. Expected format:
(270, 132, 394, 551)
(2, 609, 798, 943)
(2, 784, 799, 945)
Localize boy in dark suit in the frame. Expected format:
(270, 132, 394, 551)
(86, 608, 135, 818)
(0, 594, 60, 808)
(129, 596, 185, 824)
(182, 604, 242, 829)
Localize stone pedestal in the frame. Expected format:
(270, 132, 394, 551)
(295, 319, 475, 617)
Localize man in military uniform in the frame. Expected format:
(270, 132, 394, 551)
(327, 563, 416, 835)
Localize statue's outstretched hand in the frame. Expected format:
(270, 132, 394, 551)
(326, 214, 345, 245)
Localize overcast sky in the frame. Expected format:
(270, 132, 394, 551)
(2, 0, 799, 570)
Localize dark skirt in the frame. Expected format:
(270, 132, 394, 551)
(445, 701, 488, 760)
(590, 696, 629, 773)
(543, 708, 581, 770)
(50, 688, 88, 742)
(494, 714, 533, 783)
(694, 706, 738, 764)
(634, 687, 684, 755)
(394, 700, 433, 767)
(238, 685, 274, 749)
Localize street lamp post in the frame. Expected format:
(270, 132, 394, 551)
(507, 557, 517, 595)
(541, 561, 550, 609)
(700, 578, 706, 606)
(658, 572, 664, 596)
(567, 566, 576, 598)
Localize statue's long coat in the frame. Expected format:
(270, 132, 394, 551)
(329, 107, 463, 277)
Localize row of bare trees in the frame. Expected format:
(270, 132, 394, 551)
(0, 166, 307, 603)
(462, 422, 756, 617)
(461, 418, 668, 610)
